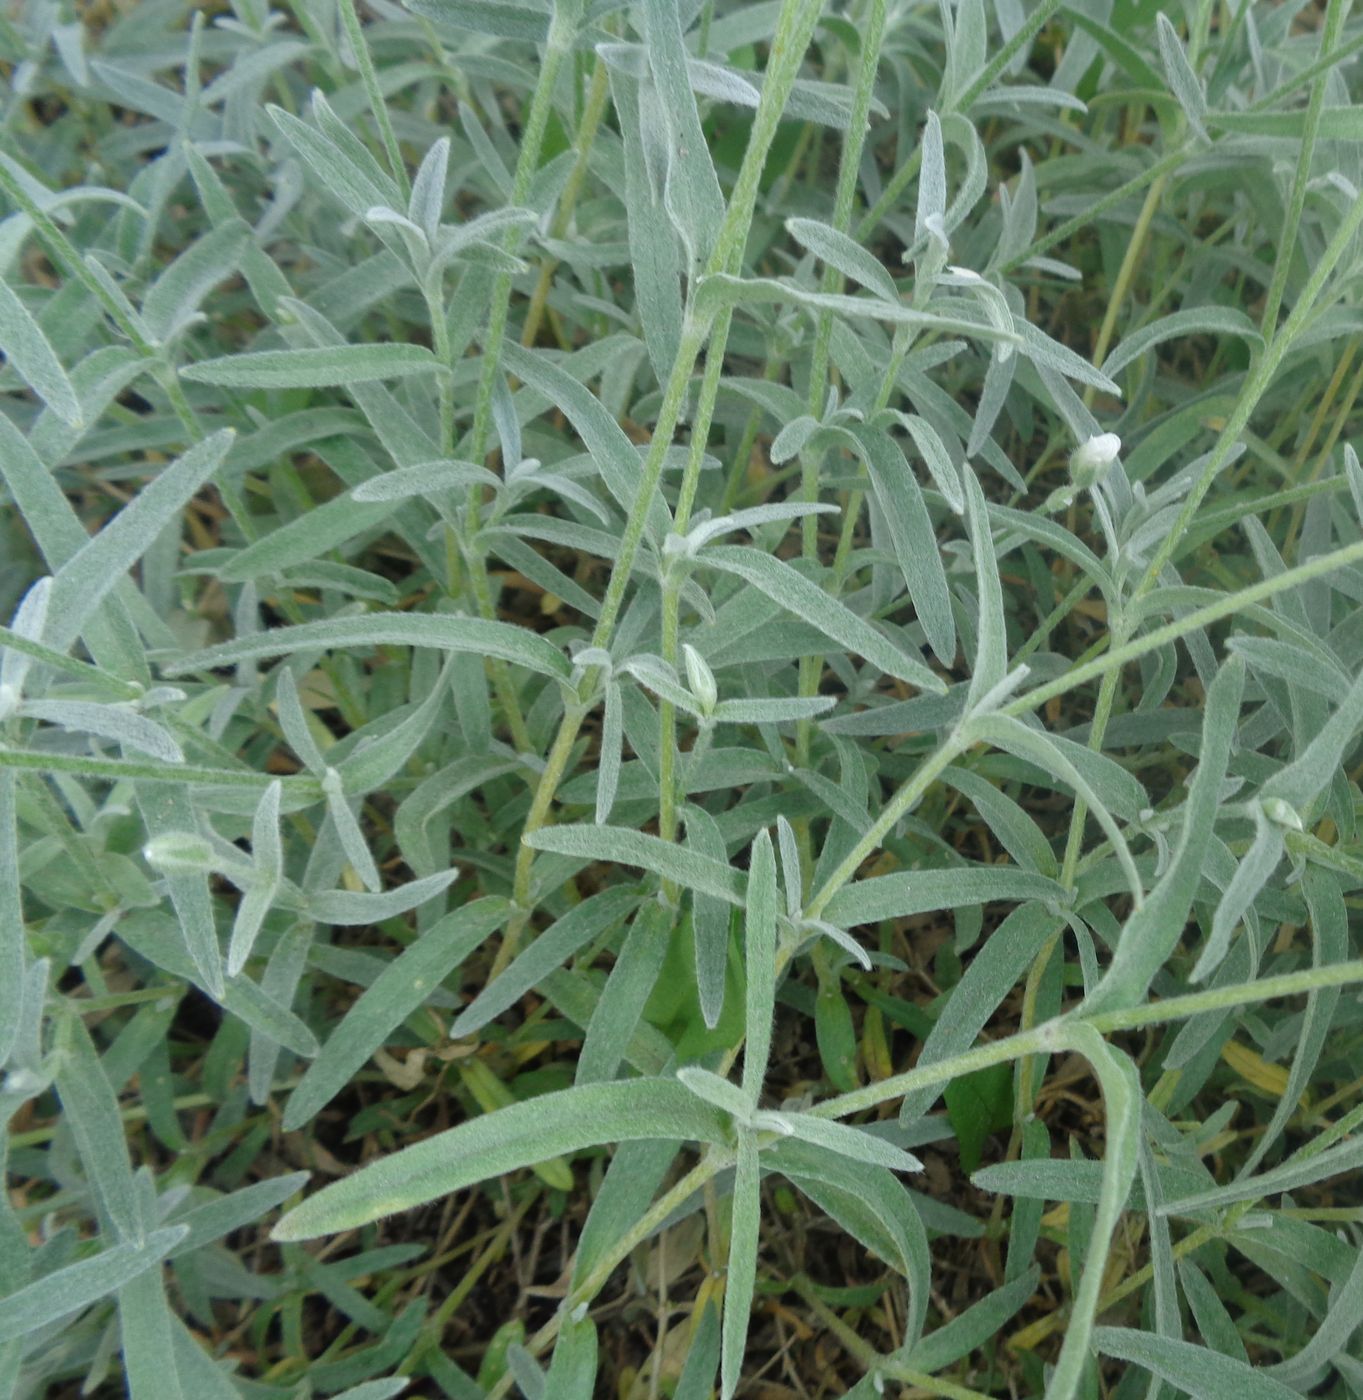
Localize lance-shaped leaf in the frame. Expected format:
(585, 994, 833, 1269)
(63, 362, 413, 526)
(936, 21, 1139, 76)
(823, 865, 1064, 928)
(722, 1136, 761, 1400)
(0, 275, 82, 427)
(686, 802, 732, 1030)
(0, 1228, 188, 1344)
(788, 216, 899, 303)
(141, 217, 252, 345)
(703, 545, 943, 691)
(501, 342, 672, 543)
(1155, 13, 1207, 139)
(268, 95, 401, 218)
(1259, 661, 1363, 814)
(1081, 655, 1244, 1016)
(1094, 1328, 1300, 1399)
(284, 897, 510, 1129)
(578, 900, 673, 1085)
(965, 714, 1142, 904)
(450, 888, 640, 1040)
(545, 1313, 598, 1399)
(524, 824, 745, 903)
(742, 828, 778, 1102)
(963, 466, 1006, 708)
(53, 1010, 140, 1239)
(164, 613, 571, 682)
(899, 902, 1061, 1123)
(643, 0, 724, 270)
(21, 699, 183, 764)
(182, 343, 440, 389)
(609, 62, 685, 383)
(47, 430, 234, 654)
(853, 426, 955, 665)
(1191, 805, 1282, 983)
(1101, 306, 1261, 381)
(272, 1079, 729, 1240)
(765, 1112, 923, 1174)
(1158, 1132, 1363, 1217)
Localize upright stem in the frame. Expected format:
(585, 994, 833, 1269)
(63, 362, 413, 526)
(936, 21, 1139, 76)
(339, 0, 410, 201)
(482, 1155, 724, 1399)
(854, 0, 1067, 242)
(659, 308, 734, 853)
(422, 277, 455, 456)
(1258, 0, 1344, 338)
(805, 734, 965, 921)
(795, 0, 888, 863)
(521, 54, 612, 350)
(437, 5, 583, 752)
(467, 6, 580, 481)
(510, 0, 828, 928)
(1136, 184, 1363, 599)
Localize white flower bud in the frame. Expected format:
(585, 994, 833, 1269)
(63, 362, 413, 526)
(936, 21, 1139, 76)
(1260, 796, 1304, 831)
(1070, 432, 1122, 486)
(682, 643, 718, 716)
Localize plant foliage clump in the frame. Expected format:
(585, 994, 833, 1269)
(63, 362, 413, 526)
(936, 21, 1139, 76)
(3, 0, 1363, 1395)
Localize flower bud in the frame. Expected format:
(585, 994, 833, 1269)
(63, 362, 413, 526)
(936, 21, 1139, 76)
(1260, 796, 1304, 831)
(682, 643, 718, 716)
(1070, 432, 1122, 488)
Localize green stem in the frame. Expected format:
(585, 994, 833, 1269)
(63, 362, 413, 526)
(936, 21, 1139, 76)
(437, 12, 579, 752)
(426, 259, 532, 750)
(338, 0, 410, 201)
(997, 143, 1191, 278)
(1082, 174, 1166, 406)
(423, 276, 456, 456)
(805, 733, 965, 921)
(1006, 534, 1363, 722)
(521, 52, 612, 350)
(1135, 181, 1363, 599)
(813, 958, 1363, 1121)
(510, 704, 587, 904)
(509, 0, 828, 934)
(467, 6, 579, 477)
(1258, 0, 1345, 337)
(796, 0, 888, 798)
(854, 0, 1066, 242)
(803, 532, 1363, 924)
(659, 309, 735, 853)
(484, 1156, 723, 1398)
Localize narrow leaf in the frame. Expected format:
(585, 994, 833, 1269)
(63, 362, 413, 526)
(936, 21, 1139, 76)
(165, 613, 571, 682)
(273, 1079, 728, 1240)
(284, 898, 510, 1128)
(0, 1229, 188, 1344)
(1082, 655, 1245, 1016)
(47, 430, 235, 653)
(524, 824, 745, 903)
(704, 545, 944, 692)
(1094, 1328, 1301, 1399)
(722, 1137, 760, 1400)
(181, 344, 440, 388)
(0, 275, 82, 427)
(742, 829, 777, 1102)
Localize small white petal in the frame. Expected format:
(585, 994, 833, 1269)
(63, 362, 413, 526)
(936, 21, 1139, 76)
(1074, 432, 1122, 470)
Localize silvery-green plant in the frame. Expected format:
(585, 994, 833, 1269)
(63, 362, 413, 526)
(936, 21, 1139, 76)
(3, 0, 1363, 1395)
